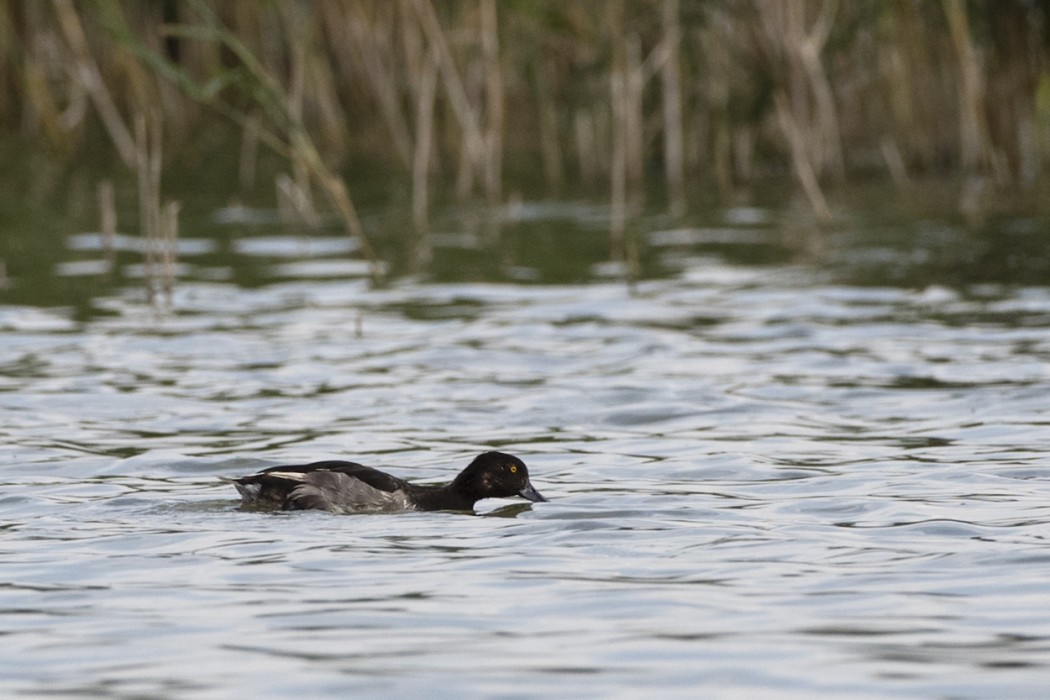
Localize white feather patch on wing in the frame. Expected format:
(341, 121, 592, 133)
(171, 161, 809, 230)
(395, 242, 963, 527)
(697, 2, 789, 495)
(262, 471, 311, 482)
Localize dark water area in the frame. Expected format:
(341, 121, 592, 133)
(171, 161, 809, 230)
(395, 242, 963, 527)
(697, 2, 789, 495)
(2, 169, 1050, 698)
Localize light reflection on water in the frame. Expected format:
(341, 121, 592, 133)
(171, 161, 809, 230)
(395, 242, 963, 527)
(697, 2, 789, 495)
(2, 218, 1050, 697)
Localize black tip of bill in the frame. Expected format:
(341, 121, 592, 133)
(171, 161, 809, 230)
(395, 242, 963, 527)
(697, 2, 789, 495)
(518, 482, 548, 503)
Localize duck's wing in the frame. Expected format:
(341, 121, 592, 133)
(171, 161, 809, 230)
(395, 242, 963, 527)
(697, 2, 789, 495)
(285, 471, 413, 513)
(228, 460, 411, 512)
(255, 460, 408, 492)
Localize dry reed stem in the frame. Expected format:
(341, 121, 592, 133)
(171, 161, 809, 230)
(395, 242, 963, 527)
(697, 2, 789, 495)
(610, 63, 628, 260)
(287, 118, 381, 281)
(340, 2, 413, 168)
(880, 136, 910, 190)
(411, 0, 488, 198)
(574, 110, 599, 188)
(276, 172, 321, 229)
(480, 0, 503, 206)
(608, 0, 627, 260)
(322, 173, 381, 281)
(291, 157, 317, 226)
(774, 90, 832, 222)
(135, 111, 165, 303)
(413, 49, 439, 233)
(700, 11, 735, 194)
(239, 114, 259, 196)
(943, 0, 994, 175)
(755, 0, 841, 217)
(161, 200, 180, 305)
(624, 34, 645, 197)
(97, 179, 116, 268)
(536, 61, 565, 191)
(796, 0, 845, 182)
(23, 44, 70, 148)
(52, 0, 137, 169)
(661, 0, 685, 217)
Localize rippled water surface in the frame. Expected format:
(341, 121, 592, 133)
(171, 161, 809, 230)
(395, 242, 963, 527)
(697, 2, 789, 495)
(2, 203, 1050, 698)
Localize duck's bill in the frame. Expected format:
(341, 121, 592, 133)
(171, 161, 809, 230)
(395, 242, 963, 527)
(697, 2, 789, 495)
(518, 483, 548, 503)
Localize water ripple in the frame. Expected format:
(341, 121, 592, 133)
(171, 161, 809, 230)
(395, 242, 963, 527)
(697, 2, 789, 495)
(3, 254, 1050, 697)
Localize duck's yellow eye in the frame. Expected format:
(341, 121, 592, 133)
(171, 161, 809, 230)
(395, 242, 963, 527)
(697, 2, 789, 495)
(509, 465, 518, 473)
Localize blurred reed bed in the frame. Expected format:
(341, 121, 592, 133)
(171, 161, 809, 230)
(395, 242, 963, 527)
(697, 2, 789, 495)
(2, 0, 1049, 267)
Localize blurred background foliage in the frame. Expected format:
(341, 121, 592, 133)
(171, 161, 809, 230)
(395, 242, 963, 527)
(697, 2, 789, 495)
(1, 0, 1049, 238)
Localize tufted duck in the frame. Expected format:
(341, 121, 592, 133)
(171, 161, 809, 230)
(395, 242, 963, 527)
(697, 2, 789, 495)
(227, 451, 547, 513)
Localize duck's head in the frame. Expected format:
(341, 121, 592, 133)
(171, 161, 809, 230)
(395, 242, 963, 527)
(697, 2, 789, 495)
(453, 451, 548, 504)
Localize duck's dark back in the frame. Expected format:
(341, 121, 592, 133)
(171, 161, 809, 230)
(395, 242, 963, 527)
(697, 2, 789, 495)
(254, 460, 409, 493)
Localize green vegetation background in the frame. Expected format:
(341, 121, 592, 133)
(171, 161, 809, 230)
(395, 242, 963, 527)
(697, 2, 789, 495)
(2, 1, 1049, 263)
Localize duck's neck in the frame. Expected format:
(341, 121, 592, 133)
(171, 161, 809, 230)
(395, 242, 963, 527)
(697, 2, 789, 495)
(406, 483, 477, 512)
